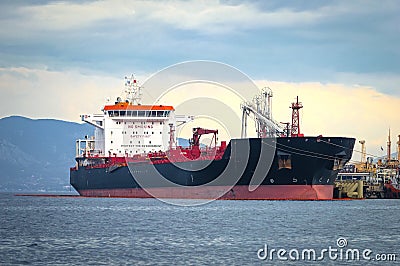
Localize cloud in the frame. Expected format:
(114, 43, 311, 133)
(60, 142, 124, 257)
(146, 1, 324, 34)
(0, 1, 398, 86)
(0, 67, 121, 122)
(10, 0, 396, 35)
(4, 0, 323, 34)
(333, 72, 400, 96)
(16, 0, 136, 31)
(14, 0, 398, 37)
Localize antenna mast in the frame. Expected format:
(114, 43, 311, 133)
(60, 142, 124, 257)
(387, 128, 391, 162)
(290, 96, 303, 137)
(124, 74, 142, 105)
(359, 140, 366, 164)
(397, 135, 400, 162)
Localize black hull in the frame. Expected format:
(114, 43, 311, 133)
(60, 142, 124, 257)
(70, 137, 355, 199)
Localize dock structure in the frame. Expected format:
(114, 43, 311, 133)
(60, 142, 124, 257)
(334, 180, 364, 199)
(334, 132, 400, 199)
(335, 170, 391, 199)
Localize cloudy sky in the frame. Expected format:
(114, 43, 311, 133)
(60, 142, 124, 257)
(1, 0, 399, 160)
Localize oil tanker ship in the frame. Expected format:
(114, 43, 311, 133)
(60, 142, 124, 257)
(70, 75, 355, 200)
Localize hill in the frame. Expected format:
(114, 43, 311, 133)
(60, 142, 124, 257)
(0, 116, 92, 192)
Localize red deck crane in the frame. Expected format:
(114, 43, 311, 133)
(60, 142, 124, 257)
(190, 127, 218, 147)
(189, 127, 218, 158)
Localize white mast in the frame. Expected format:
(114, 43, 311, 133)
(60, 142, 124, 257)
(124, 74, 142, 105)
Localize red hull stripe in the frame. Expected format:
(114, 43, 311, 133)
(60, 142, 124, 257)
(78, 185, 334, 200)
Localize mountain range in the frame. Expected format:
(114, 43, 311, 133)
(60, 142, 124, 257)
(0, 116, 92, 192)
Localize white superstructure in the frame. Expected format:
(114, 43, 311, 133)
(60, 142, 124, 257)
(76, 75, 192, 157)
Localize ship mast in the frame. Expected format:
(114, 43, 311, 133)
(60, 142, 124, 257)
(359, 140, 366, 164)
(290, 96, 303, 137)
(124, 74, 142, 105)
(387, 128, 391, 163)
(398, 135, 400, 162)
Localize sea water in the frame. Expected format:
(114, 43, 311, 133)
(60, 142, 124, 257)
(0, 193, 399, 265)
